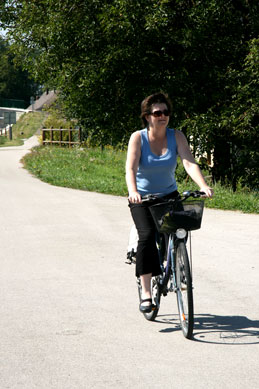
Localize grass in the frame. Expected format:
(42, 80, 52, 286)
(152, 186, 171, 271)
(22, 145, 259, 214)
(0, 136, 23, 147)
(0, 112, 46, 148)
(177, 180, 258, 214)
(22, 146, 127, 196)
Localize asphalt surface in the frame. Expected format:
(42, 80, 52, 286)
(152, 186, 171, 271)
(1, 137, 259, 389)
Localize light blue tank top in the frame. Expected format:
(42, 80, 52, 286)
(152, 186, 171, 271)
(136, 128, 178, 196)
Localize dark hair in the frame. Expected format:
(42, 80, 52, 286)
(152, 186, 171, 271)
(140, 92, 172, 128)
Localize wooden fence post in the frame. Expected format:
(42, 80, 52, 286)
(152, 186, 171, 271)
(50, 127, 53, 145)
(79, 127, 82, 144)
(59, 127, 62, 146)
(41, 128, 82, 146)
(69, 127, 72, 147)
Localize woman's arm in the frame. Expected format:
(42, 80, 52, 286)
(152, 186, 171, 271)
(125, 131, 142, 203)
(175, 130, 214, 198)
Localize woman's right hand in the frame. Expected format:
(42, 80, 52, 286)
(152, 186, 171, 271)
(128, 191, 142, 204)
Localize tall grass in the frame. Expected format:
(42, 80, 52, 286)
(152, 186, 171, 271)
(22, 145, 259, 214)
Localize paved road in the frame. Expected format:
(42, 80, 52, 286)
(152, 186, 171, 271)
(1, 137, 259, 389)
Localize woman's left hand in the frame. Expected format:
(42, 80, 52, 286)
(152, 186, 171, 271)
(199, 186, 214, 198)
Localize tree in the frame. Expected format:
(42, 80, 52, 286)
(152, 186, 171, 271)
(180, 37, 259, 190)
(0, 36, 38, 105)
(217, 38, 259, 190)
(1, 0, 258, 188)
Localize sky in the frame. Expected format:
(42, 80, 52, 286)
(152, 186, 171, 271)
(0, 28, 7, 37)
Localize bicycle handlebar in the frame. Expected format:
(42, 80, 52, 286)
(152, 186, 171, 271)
(141, 190, 205, 203)
(182, 190, 205, 199)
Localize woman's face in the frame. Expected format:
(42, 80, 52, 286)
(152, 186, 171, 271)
(146, 103, 170, 129)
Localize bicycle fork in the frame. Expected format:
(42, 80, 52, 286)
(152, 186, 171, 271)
(168, 236, 178, 293)
(159, 235, 177, 295)
(167, 235, 189, 293)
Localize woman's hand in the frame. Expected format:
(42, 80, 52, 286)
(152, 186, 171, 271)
(128, 191, 142, 204)
(199, 186, 214, 198)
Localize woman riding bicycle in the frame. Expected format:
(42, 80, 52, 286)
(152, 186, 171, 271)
(125, 92, 213, 314)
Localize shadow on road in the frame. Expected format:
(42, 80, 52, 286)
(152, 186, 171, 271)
(156, 313, 259, 344)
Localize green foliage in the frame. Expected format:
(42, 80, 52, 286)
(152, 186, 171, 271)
(175, 158, 188, 183)
(42, 102, 79, 143)
(1, 1, 258, 189)
(43, 101, 76, 129)
(0, 36, 38, 103)
(179, 38, 259, 190)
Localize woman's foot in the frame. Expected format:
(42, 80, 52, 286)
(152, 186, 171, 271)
(139, 273, 152, 313)
(139, 298, 152, 313)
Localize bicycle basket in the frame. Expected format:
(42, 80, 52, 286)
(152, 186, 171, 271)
(149, 200, 204, 233)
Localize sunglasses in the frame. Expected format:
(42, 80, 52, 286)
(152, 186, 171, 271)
(150, 109, 170, 117)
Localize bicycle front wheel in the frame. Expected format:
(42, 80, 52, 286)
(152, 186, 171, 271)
(175, 241, 194, 339)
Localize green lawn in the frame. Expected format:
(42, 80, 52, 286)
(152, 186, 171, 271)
(22, 146, 127, 196)
(22, 145, 259, 214)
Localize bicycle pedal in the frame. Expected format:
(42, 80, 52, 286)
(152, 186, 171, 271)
(125, 257, 136, 265)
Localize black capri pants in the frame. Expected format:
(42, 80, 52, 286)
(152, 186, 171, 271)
(129, 190, 179, 277)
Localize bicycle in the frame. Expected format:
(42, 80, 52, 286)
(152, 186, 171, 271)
(133, 190, 205, 339)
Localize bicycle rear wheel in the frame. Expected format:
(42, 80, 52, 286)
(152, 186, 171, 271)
(175, 241, 194, 339)
(137, 276, 161, 321)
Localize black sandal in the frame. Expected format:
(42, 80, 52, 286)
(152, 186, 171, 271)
(139, 298, 152, 313)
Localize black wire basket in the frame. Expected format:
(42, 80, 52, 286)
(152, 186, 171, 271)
(149, 200, 205, 233)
